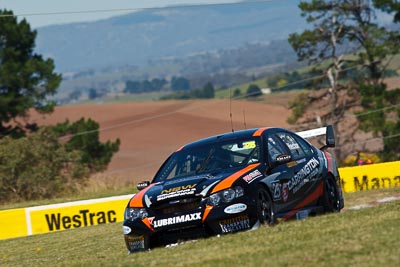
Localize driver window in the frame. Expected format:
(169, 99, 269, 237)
(266, 134, 287, 163)
(277, 132, 305, 160)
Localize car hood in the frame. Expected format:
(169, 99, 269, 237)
(148, 171, 234, 205)
(129, 163, 261, 208)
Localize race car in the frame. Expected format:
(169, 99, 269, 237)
(122, 125, 344, 253)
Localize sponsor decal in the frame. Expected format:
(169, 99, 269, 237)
(243, 141, 256, 149)
(157, 184, 197, 201)
(242, 169, 262, 184)
(164, 175, 208, 186)
(152, 212, 201, 228)
(288, 157, 319, 193)
(282, 183, 289, 202)
(287, 143, 300, 150)
(122, 225, 131, 235)
(137, 182, 149, 189)
(126, 236, 145, 250)
(44, 210, 117, 231)
(286, 161, 297, 168)
(219, 215, 250, 233)
(272, 182, 281, 201)
(144, 194, 152, 207)
(276, 154, 291, 162)
(272, 182, 289, 202)
(224, 203, 247, 214)
(297, 158, 306, 164)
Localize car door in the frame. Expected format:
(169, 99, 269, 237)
(275, 131, 320, 208)
(263, 132, 295, 213)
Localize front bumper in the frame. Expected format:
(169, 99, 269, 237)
(123, 196, 258, 251)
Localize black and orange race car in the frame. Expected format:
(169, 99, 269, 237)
(122, 125, 344, 253)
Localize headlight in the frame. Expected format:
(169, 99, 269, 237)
(207, 186, 244, 206)
(222, 188, 235, 202)
(125, 208, 148, 221)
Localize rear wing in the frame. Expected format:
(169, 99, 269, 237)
(296, 125, 335, 149)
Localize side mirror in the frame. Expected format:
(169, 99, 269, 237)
(325, 125, 335, 148)
(270, 154, 292, 168)
(137, 180, 150, 191)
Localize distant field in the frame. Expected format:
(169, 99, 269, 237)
(27, 99, 290, 183)
(1, 187, 399, 267)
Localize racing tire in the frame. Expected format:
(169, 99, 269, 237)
(256, 187, 275, 225)
(321, 175, 341, 213)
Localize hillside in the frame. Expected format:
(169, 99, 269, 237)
(28, 99, 291, 184)
(35, 1, 305, 73)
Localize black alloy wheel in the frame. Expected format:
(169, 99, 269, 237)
(322, 175, 340, 212)
(256, 187, 275, 225)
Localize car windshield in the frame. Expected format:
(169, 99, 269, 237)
(154, 137, 261, 182)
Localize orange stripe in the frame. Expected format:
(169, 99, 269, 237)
(141, 217, 155, 232)
(253, 127, 269, 137)
(211, 163, 260, 193)
(202, 205, 213, 223)
(283, 182, 324, 220)
(129, 183, 157, 208)
(176, 145, 185, 152)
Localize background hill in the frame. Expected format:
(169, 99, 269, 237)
(35, 1, 306, 73)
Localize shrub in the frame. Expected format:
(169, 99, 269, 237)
(0, 128, 89, 202)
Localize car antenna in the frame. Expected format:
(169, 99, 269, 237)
(243, 109, 247, 129)
(230, 87, 234, 132)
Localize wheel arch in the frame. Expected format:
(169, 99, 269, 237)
(257, 179, 274, 203)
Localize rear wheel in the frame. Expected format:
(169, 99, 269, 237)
(256, 187, 275, 225)
(322, 175, 341, 212)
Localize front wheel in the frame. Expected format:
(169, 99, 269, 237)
(256, 187, 275, 225)
(321, 175, 341, 213)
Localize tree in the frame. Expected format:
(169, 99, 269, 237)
(124, 80, 141, 94)
(289, 0, 356, 160)
(246, 84, 262, 97)
(233, 88, 241, 98)
(0, 9, 61, 138)
(88, 88, 98, 100)
(171, 76, 190, 91)
(373, 0, 400, 22)
(202, 82, 215, 98)
(288, 1, 400, 161)
(51, 118, 120, 172)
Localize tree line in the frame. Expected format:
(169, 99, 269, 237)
(123, 77, 190, 94)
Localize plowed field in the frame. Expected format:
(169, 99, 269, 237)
(28, 99, 290, 183)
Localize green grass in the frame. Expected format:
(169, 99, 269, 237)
(1, 187, 399, 267)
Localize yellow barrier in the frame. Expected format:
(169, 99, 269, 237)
(339, 161, 400, 193)
(0, 194, 132, 241)
(26, 195, 132, 235)
(0, 161, 399, 241)
(0, 208, 28, 240)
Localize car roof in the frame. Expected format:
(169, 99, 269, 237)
(179, 127, 291, 151)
